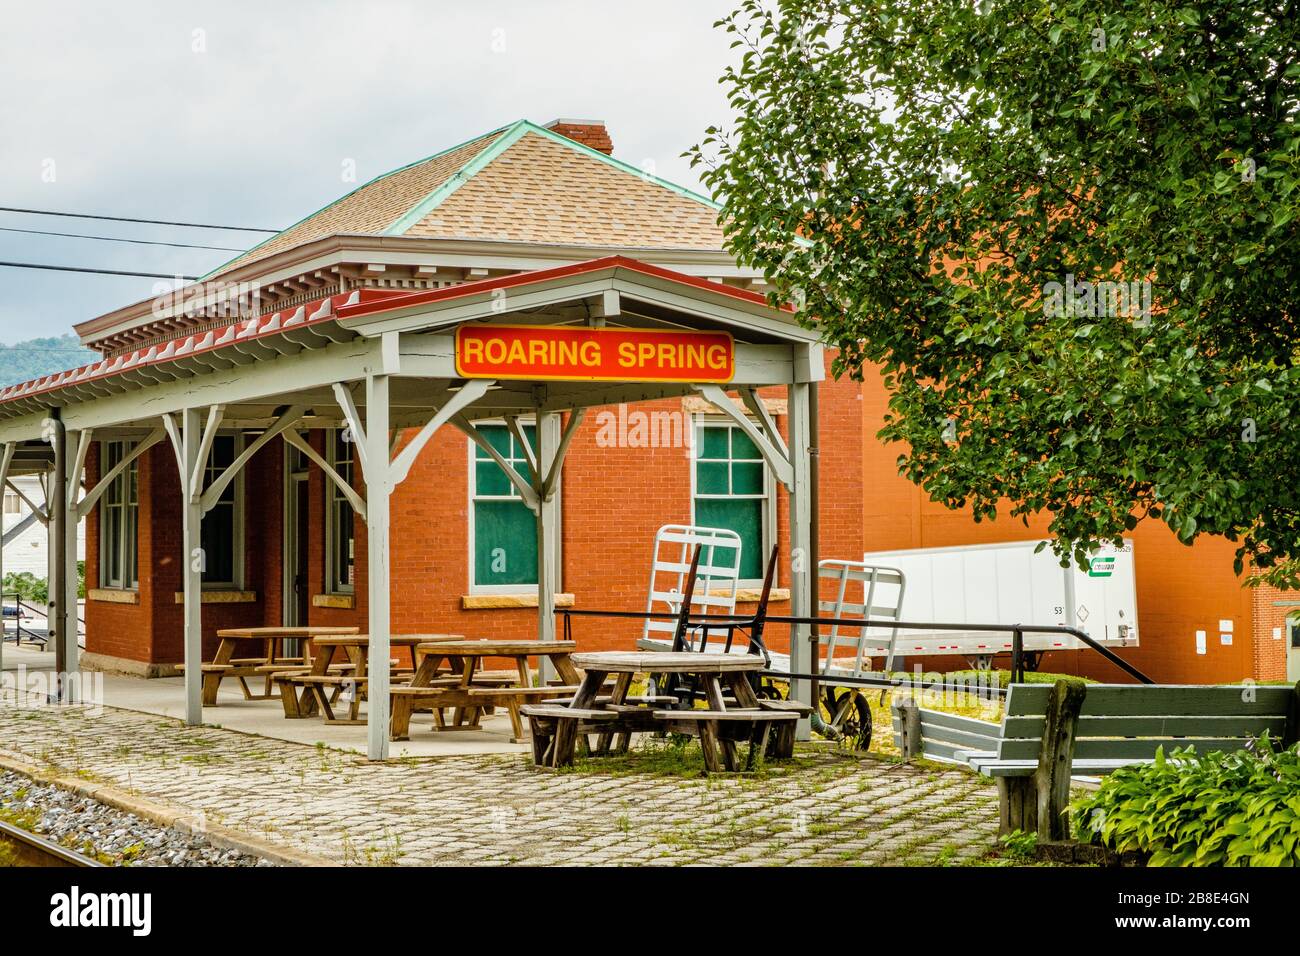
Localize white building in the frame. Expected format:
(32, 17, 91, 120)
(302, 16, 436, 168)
(3, 473, 86, 579)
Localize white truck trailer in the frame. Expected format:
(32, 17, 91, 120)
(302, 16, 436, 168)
(860, 538, 1139, 666)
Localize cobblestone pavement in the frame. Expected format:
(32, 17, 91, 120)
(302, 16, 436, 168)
(0, 702, 1002, 866)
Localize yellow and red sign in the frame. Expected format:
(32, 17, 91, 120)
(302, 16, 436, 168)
(454, 324, 734, 383)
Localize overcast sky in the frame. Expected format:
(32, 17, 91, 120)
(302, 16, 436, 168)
(0, 0, 741, 347)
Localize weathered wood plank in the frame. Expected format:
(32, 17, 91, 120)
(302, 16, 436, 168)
(1005, 714, 1287, 739)
(1079, 685, 1294, 716)
(1033, 679, 1086, 842)
(918, 717, 1003, 751)
(999, 736, 1259, 761)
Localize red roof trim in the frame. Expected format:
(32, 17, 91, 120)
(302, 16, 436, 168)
(335, 255, 791, 321)
(0, 258, 787, 410)
(0, 289, 403, 406)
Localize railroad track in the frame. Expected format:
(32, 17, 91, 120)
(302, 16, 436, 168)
(0, 819, 103, 867)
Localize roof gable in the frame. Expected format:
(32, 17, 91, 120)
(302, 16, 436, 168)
(205, 126, 509, 278)
(207, 120, 726, 280)
(396, 124, 726, 249)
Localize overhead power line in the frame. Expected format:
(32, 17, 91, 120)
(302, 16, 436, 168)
(0, 261, 199, 280)
(0, 206, 281, 234)
(0, 347, 96, 353)
(0, 225, 246, 252)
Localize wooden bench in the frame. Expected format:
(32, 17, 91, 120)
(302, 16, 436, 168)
(653, 709, 798, 771)
(521, 705, 621, 768)
(893, 680, 1300, 841)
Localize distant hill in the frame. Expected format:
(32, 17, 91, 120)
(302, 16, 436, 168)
(0, 334, 98, 387)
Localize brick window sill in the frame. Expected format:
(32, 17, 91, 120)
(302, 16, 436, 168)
(172, 591, 258, 604)
(714, 587, 790, 603)
(462, 593, 576, 610)
(88, 588, 139, 605)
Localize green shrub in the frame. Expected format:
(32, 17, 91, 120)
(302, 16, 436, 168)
(1, 564, 84, 603)
(1072, 737, 1300, 866)
(3, 571, 47, 604)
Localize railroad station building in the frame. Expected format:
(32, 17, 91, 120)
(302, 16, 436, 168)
(0, 118, 1291, 749)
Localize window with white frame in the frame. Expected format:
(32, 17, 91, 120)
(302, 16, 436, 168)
(692, 422, 772, 582)
(3, 492, 20, 515)
(469, 424, 541, 590)
(99, 441, 139, 589)
(199, 434, 243, 588)
(325, 430, 355, 593)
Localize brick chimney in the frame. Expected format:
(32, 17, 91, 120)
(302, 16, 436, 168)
(545, 118, 613, 155)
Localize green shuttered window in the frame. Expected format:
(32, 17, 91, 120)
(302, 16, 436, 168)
(471, 424, 539, 588)
(693, 423, 770, 580)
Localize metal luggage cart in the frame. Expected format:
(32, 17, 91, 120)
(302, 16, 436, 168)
(806, 560, 905, 749)
(642, 524, 743, 653)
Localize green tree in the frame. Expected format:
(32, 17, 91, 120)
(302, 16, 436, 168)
(0, 334, 96, 387)
(693, 0, 1300, 582)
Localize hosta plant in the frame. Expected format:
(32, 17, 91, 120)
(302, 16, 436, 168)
(1071, 737, 1300, 866)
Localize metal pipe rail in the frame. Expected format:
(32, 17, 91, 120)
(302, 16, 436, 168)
(557, 607, 1154, 685)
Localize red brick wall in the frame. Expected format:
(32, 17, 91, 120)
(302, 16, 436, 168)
(1249, 579, 1291, 682)
(85, 365, 865, 667)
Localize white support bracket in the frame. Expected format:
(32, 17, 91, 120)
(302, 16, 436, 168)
(505, 414, 539, 486)
(332, 383, 368, 476)
(199, 405, 306, 514)
(694, 383, 794, 490)
(541, 408, 585, 502)
(390, 379, 493, 487)
(0, 444, 14, 496)
(737, 387, 789, 460)
(160, 413, 184, 478)
(451, 413, 540, 512)
(189, 405, 225, 502)
(6, 478, 47, 526)
(68, 429, 93, 509)
(282, 429, 368, 522)
(75, 428, 166, 520)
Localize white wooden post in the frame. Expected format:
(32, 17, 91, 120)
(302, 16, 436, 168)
(787, 381, 813, 739)
(535, 411, 561, 684)
(0, 444, 8, 674)
(365, 373, 392, 760)
(181, 408, 204, 725)
(48, 413, 70, 702)
(61, 429, 81, 701)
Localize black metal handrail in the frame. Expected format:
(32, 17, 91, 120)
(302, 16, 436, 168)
(556, 607, 1154, 685)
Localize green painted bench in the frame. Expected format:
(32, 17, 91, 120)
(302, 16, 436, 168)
(893, 681, 1300, 840)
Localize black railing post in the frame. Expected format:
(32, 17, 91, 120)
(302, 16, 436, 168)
(1011, 627, 1024, 684)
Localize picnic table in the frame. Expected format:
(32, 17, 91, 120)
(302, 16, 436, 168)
(272, 634, 464, 723)
(186, 626, 360, 706)
(522, 651, 805, 772)
(391, 640, 583, 742)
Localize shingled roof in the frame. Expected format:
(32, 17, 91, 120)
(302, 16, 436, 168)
(205, 120, 727, 280)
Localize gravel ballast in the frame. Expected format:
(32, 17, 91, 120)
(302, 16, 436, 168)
(0, 770, 272, 866)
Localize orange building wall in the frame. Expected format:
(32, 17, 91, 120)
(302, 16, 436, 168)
(860, 365, 1270, 683)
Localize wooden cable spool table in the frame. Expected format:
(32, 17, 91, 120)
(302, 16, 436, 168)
(270, 634, 463, 723)
(185, 626, 360, 706)
(391, 640, 582, 741)
(521, 651, 802, 772)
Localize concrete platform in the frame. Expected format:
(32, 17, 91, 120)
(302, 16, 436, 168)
(3, 644, 529, 758)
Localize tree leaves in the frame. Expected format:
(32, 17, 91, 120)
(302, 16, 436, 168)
(693, 0, 1300, 580)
